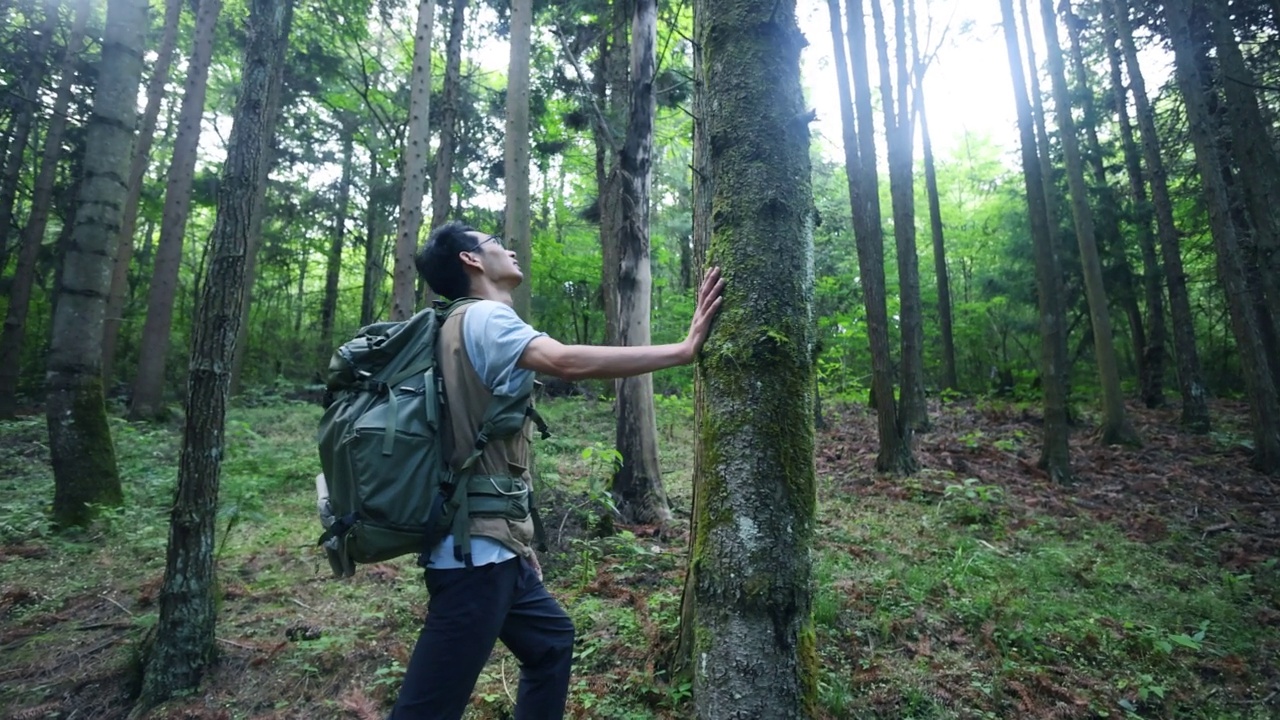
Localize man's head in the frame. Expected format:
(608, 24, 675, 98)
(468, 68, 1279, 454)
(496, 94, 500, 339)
(417, 221, 523, 300)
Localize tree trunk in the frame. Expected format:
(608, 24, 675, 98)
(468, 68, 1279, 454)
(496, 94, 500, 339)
(319, 120, 355, 366)
(1207, 0, 1280, 387)
(846, 0, 916, 473)
(1064, 1, 1159, 408)
(135, 0, 291, 707)
(0, 0, 90, 419)
(46, 0, 149, 527)
(361, 157, 385, 327)
(1102, 9, 1167, 409)
(598, 0, 630, 347)
(1166, 0, 1280, 473)
(391, 0, 433, 320)
(101, 0, 183, 386)
(611, 0, 668, 525)
(1108, 0, 1210, 432)
(872, 0, 929, 431)
(684, 1, 816, 716)
(1038, 0, 1139, 446)
(505, 0, 533, 320)
(129, 0, 223, 419)
(0, 4, 55, 273)
(999, 0, 1073, 483)
(428, 0, 466, 236)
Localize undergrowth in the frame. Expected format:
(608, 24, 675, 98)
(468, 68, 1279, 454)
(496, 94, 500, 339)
(0, 396, 1275, 719)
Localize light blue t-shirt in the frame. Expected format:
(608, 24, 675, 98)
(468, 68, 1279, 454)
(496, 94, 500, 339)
(425, 301, 546, 569)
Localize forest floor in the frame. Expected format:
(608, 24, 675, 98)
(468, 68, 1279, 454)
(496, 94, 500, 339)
(0, 393, 1276, 719)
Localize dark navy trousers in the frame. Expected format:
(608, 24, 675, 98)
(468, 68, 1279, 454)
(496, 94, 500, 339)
(388, 557, 575, 720)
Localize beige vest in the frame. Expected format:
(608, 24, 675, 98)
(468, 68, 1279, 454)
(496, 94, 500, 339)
(438, 303, 536, 558)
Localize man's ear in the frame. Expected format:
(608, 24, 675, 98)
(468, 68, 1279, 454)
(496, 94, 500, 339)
(458, 250, 483, 271)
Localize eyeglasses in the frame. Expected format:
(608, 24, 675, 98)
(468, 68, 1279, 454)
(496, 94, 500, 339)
(469, 235, 504, 252)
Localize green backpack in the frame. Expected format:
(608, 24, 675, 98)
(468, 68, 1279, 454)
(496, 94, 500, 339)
(315, 299, 547, 577)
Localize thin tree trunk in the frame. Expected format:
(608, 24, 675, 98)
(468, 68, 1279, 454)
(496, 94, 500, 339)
(0, 0, 90, 418)
(505, 0, 533, 319)
(1207, 0, 1280, 387)
(46, 0, 149, 527)
(134, 0, 291, 708)
(599, 0, 630, 347)
(611, 0, 668, 525)
(101, 0, 183, 386)
(846, 0, 916, 473)
(319, 121, 355, 366)
(685, 0, 816, 715)
(0, 4, 55, 273)
(361, 157, 384, 327)
(1108, 0, 1210, 431)
(129, 0, 223, 419)
(391, 0, 433, 320)
(1038, 0, 1139, 446)
(1166, 0, 1280, 473)
(1103, 9, 1166, 409)
(870, 0, 929, 431)
(428, 0, 466, 236)
(1000, 0, 1073, 483)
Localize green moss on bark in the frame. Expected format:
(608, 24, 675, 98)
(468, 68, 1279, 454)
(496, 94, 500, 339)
(48, 374, 122, 528)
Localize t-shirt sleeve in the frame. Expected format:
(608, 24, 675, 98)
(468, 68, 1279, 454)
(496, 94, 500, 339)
(462, 301, 547, 397)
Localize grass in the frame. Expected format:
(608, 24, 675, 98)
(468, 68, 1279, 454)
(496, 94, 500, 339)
(0, 395, 1276, 719)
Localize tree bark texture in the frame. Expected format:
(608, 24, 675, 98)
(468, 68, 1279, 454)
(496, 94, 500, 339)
(391, 0, 433, 320)
(845, 0, 916, 473)
(429, 0, 466, 237)
(611, 0, 669, 525)
(599, 0, 630, 348)
(505, 0, 533, 320)
(1037, 0, 1139, 447)
(46, 0, 149, 526)
(684, 1, 817, 717)
(1166, 0, 1280, 474)
(1108, 0, 1210, 432)
(130, 0, 223, 419)
(0, 0, 90, 418)
(136, 0, 291, 706)
(0, 4, 55, 273)
(102, 0, 184, 386)
(999, 0, 1073, 483)
(871, 0, 929, 432)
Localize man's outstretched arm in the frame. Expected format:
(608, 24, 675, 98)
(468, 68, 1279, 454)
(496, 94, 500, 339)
(517, 267, 724, 381)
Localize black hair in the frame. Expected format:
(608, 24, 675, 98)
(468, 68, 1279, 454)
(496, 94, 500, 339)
(417, 221, 477, 300)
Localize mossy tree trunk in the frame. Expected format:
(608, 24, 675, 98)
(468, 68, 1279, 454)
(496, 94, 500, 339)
(1165, 0, 1280, 474)
(102, 0, 183, 387)
(1108, 0, 1210, 432)
(130, 0, 223, 420)
(999, 0, 1073, 483)
(0, 0, 90, 419)
(845, 0, 916, 474)
(391, 0, 432, 321)
(611, 0, 669, 525)
(46, 0, 149, 526)
(505, 0, 532, 320)
(135, 0, 291, 708)
(681, 0, 817, 716)
(1037, 0, 1140, 447)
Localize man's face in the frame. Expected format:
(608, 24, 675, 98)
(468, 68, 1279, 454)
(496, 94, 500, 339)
(463, 230, 523, 288)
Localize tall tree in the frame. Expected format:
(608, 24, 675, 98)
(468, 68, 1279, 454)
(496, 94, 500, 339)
(428, 0, 466, 236)
(1107, 0, 1210, 432)
(319, 117, 355, 364)
(129, 0, 223, 419)
(45, 0, 149, 526)
(870, 0, 929, 431)
(1037, 0, 1140, 446)
(135, 0, 292, 707)
(505, 0, 533, 320)
(0, 0, 89, 419)
(1165, 0, 1280, 473)
(999, 0, 1073, 482)
(390, 0, 433, 321)
(684, 0, 816, 714)
(101, 0, 184, 386)
(610, 0, 668, 524)
(0, 2, 55, 272)
(846, 0, 916, 473)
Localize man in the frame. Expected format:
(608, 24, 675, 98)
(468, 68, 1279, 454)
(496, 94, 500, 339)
(389, 221, 724, 720)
